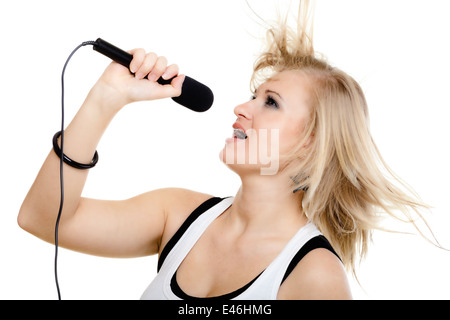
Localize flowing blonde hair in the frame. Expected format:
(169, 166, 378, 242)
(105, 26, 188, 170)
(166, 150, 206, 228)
(250, 0, 435, 275)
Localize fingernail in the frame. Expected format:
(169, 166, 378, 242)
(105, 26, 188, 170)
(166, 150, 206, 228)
(161, 72, 170, 80)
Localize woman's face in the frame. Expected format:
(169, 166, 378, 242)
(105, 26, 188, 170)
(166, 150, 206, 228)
(220, 69, 313, 176)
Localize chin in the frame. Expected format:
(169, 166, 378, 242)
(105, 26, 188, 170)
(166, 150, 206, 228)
(219, 145, 280, 176)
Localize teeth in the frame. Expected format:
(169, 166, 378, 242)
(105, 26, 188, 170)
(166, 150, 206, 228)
(234, 128, 247, 140)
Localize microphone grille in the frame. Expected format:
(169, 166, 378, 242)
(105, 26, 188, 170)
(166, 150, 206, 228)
(175, 76, 214, 112)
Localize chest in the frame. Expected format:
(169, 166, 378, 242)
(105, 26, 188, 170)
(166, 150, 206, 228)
(175, 225, 287, 298)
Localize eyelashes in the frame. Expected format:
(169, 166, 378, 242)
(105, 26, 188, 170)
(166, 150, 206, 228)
(250, 94, 280, 109)
(265, 96, 279, 109)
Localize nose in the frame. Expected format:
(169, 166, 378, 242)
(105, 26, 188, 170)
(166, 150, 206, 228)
(234, 99, 253, 120)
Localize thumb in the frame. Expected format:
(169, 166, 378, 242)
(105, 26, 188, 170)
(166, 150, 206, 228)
(154, 74, 185, 99)
(169, 74, 185, 97)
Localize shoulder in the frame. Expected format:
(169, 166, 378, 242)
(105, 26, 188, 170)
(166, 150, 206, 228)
(277, 248, 352, 300)
(153, 188, 215, 254)
(136, 187, 213, 217)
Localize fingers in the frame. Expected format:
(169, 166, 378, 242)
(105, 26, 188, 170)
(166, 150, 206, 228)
(136, 52, 158, 80)
(162, 64, 180, 80)
(128, 48, 145, 74)
(121, 49, 185, 103)
(147, 55, 168, 82)
(129, 49, 178, 83)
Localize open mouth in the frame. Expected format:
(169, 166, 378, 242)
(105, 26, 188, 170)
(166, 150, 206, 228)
(233, 128, 248, 140)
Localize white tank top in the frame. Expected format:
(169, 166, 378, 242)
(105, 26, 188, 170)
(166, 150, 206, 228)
(140, 197, 336, 300)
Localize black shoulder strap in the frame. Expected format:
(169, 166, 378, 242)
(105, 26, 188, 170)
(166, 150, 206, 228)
(157, 197, 223, 272)
(281, 235, 341, 284)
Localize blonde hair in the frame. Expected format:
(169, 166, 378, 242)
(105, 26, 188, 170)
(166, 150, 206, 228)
(251, 0, 434, 275)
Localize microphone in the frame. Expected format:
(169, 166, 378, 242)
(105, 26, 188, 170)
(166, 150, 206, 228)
(93, 38, 214, 112)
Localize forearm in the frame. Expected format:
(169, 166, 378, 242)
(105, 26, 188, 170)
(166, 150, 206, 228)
(18, 86, 120, 241)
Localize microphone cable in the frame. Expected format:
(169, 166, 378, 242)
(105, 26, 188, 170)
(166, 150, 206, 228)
(55, 40, 97, 300)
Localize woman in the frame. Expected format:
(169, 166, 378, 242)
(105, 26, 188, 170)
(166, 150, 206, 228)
(18, 1, 428, 300)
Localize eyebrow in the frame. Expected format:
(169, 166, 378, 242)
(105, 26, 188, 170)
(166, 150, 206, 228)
(265, 89, 284, 102)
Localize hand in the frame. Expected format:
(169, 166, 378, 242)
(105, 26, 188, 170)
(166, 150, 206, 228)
(91, 49, 185, 111)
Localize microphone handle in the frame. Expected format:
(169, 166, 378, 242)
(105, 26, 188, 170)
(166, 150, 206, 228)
(93, 38, 172, 85)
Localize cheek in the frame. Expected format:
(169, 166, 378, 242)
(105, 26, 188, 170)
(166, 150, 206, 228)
(278, 117, 312, 157)
(278, 128, 301, 155)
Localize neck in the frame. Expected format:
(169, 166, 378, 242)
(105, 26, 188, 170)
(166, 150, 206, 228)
(227, 171, 308, 235)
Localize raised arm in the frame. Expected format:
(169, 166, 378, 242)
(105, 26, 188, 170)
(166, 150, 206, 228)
(18, 49, 206, 258)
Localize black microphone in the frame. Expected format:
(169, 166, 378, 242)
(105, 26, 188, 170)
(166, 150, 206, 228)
(93, 38, 213, 112)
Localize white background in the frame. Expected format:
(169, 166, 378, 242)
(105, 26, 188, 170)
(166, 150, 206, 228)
(1, 0, 449, 300)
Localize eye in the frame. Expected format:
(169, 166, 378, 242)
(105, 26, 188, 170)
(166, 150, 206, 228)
(265, 95, 279, 109)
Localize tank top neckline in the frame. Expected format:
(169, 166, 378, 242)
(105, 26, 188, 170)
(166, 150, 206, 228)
(170, 269, 264, 300)
(152, 196, 339, 300)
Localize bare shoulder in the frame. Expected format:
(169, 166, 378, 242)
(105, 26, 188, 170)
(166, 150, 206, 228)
(277, 248, 352, 300)
(154, 187, 214, 254)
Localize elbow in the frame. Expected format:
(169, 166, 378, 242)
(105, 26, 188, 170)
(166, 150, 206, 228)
(17, 204, 32, 233)
(17, 202, 55, 243)
(17, 202, 41, 236)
